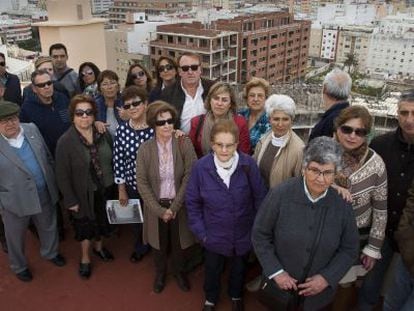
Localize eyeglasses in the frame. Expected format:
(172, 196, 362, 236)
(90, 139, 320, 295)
(339, 125, 368, 137)
(74, 109, 94, 117)
(306, 167, 335, 180)
(0, 61, 5, 67)
(214, 142, 236, 150)
(398, 110, 414, 118)
(158, 64, 174, 73)
(0, 115, 18, 125)
(100, 81, 117, 88)
(132, 71, 146, 79)
(248, 93, 265, 100)
(123, 100, 143, 110)
(81, 70, 94, 77)
(155, 118, 174, 126)
(180, 64, 199, 72)
(34, 80, 53, 88)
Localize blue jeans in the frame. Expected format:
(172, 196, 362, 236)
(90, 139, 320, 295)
(358, 237, 394, 310)
(384, 256, 414, 311)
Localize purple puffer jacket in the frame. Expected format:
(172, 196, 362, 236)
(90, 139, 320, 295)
(186, 152, 267, 257)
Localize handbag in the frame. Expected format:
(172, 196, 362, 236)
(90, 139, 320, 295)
(257, 206, 329, 310)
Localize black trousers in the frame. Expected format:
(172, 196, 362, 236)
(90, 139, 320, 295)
(204, 249, 249, 304)
(153, 205, 184, 276)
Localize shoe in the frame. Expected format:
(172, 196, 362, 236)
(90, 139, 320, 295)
(129, 251, 143, 263)
(202, 304, 215, 311)
(153, 274, 165, 293)
(93, 247, 114, 262)
(16, 269, 33, 282)
(0, 239, 7, 253)
(174, 273, 190, 292)
(49, 254, 66, 267)
(231, 299, 244, 311)
(245, 275, 261, 292)
(79, 263, 92, 279)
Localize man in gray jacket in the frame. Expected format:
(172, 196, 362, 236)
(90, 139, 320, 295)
(0, 101, 65, 282)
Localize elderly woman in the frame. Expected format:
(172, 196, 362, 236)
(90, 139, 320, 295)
(113, 86, 154, 263)
(331, 106, 387, 310)
(78, 62, 101, 98)
(56, 95, 116, 279)
(254, 94, 305, 189)
(186, 119, 267, 311)
(252, 137, 359, 311)
(239, 77, 271, 150)
(125, 63, 154, 94)
(95, 70, 124, 137)
(189, 82, 250, 158)
(149, 56, 178, 103)
(136, 100, 196, 293)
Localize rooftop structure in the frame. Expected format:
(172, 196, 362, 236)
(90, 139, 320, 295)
(0, 15, 32, 44)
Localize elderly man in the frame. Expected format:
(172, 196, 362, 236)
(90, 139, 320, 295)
(309, 68, 352, 141)
(20, 69, 70, 156)
(0, 101, 65, 282)
(160, 52, 214, 133)
(0, 52, 22, 106)
(49, 43, 80, 98)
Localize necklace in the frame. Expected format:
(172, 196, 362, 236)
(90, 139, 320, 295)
(129, 119, 148, 130)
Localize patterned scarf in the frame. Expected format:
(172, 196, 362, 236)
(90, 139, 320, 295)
(335, 142, 369, 188)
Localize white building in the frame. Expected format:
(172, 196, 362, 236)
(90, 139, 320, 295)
(90, 0, 113, 13)
(320, 28, 338, 60)
(0, 15, 32, 44)
(366, 14, 414, 79)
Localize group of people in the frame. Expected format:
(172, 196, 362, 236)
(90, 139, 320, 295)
(0, 43, 413, 311)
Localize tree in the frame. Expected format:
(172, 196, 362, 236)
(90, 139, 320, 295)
(344, 53, 359, 75)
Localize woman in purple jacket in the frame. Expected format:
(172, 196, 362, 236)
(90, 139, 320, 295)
(186, 119, 267, 311)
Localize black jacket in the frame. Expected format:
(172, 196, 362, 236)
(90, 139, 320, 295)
(3, 72, 22, 106)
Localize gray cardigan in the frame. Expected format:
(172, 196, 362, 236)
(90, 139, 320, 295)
(252, 177, 359, 310)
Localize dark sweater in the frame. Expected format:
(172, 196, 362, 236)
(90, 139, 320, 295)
(3, 72, 22, 106)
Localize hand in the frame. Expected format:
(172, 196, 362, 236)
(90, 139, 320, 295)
(331, 184, 352, 203)
(174, 129, 185, 138)
(117, 107, 129, 121)
(68, 204, 79, 213)
(161, 209, 173, 223)
(361, 254, 376, 271)
(298, 274, 328, 297)
(94, 121, 108, 134)
(273, 272, 298, 291)
(118, 187, 129, 206)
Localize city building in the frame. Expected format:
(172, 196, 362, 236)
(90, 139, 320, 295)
(34, 0, 107, 70)
(90, 0, 113, 14)
(0, 15, 32, 44)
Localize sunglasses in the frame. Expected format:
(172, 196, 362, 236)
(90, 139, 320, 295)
(158, 64, 174, 72)
(123, 100, 143, 109)
(132, 71, 146, 79)
(155, 118, 174, 126)
(180, 64, 199, 72)
(0, 61, 5, 67)
(34, 80, 53, 88)
(74, 109, 94, 117)
(339, 125, 368, 137)
(81, 70, 94, 77)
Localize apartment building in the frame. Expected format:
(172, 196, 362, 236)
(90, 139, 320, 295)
(0, 16, 32, 44)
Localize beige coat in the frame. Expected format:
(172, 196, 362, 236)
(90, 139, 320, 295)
(253, 129, 305, 188)
(136, 136, 196, 250)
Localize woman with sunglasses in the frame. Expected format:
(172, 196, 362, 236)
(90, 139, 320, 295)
(149, 56, 178, 103)
(189, 82, 250, 158)
(113, 86, 154, 263)
(136, 100, 196, 294)
(331, 105, 388, 310)
(95, 70, 125, 137)
(125, 63, 154, 94)
(56, 95, 117, 279)
(78, 62, 101, 98)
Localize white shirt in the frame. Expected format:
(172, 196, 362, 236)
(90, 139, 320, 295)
(2, 126, 24, 148)
(106, 108, 118, 138)
(180, 80, 205, 134)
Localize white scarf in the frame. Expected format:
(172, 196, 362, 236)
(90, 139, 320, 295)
(213, 151, 239, 188)
(271, 132, 289, 147)
(2, 126, 24, 148)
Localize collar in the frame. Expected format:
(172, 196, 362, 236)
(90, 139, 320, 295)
(303, 177, 328, 203)
(271, 131, 289, 147)
(181, 79, 203, 98)
(2, 126, 24, 148)
(322, 101, 349, 117)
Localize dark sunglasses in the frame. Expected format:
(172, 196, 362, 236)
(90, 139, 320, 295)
(74, 109, 94, 117)
(339, 125, 368, 137)
(0, 61, 5, 67)
(81, 70, 94, 77)
(123, 100, 143, 109)
(132, 71, 145, 79)
(158, 64, 174, 72)
(34, 80, 53, 88)
(155, 118, 174, 126)
(180, 64, 199, 72)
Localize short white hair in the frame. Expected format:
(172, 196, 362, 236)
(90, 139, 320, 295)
(265, 94, 296, 119)
(323, 68, 352, 101)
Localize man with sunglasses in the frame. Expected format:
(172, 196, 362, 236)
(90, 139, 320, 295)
(309, 68, 352, 141)
(357, 90, 414, 310)
(0, 52, 22, 106)
(20, 69, 70, 157)
(160, 52, 214, 134)
(0, 101, 65, 282)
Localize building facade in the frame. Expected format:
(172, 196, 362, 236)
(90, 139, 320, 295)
(0, 16, 32, 44)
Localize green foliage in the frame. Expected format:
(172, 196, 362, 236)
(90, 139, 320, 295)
(17, 38, 41, 52)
